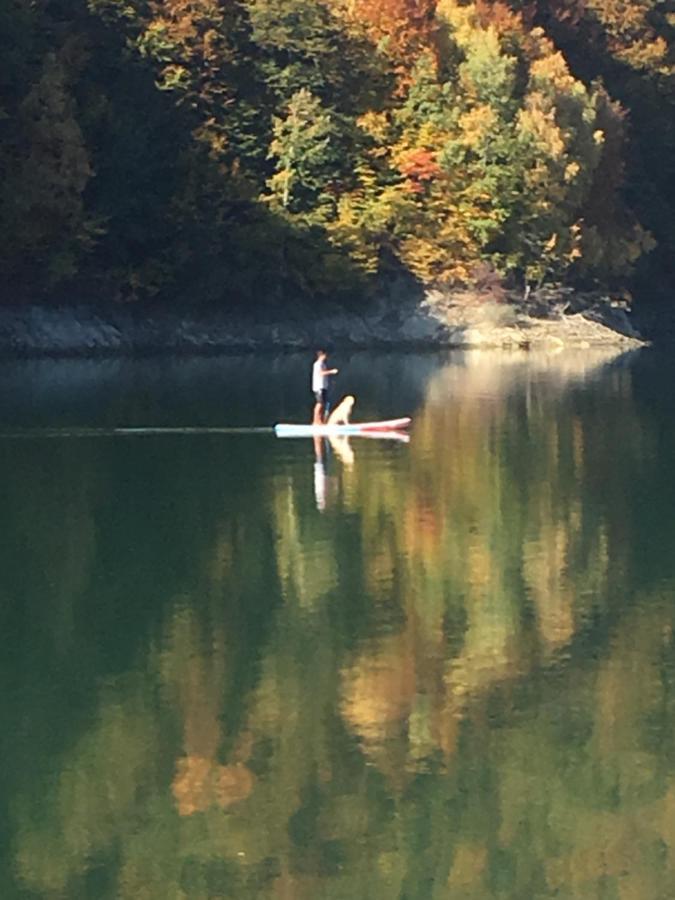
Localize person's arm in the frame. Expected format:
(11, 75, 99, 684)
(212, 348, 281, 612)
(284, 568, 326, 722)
(325, 368, 339, 375)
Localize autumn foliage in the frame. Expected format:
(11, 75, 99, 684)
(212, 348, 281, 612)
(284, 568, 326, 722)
(346, 0, 439, 77)
(0, 0, 672, 304)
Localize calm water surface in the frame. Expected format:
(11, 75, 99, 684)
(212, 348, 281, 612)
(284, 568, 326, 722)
(1, 347, 674, 899)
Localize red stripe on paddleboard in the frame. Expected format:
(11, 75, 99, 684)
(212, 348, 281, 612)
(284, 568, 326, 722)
(356, 418, 411, 432)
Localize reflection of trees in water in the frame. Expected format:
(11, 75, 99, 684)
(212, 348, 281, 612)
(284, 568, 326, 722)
(8, 352, 675, 898)
(336, 352, 629, 776)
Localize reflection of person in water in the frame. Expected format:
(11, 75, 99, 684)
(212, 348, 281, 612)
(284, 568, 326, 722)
(313, 436, 327, 512)
(313, 434, 355, 512)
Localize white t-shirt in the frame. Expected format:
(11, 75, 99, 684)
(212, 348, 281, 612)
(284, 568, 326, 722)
(312, 359, 327, 392)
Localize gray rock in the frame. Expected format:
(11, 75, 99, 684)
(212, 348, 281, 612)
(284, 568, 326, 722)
(0, 291, 649, 358)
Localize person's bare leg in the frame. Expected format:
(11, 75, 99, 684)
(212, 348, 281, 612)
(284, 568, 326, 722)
(313, 402, 323, 425)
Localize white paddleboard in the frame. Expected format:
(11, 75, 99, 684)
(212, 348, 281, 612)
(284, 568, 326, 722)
(274, 417, 411, 438)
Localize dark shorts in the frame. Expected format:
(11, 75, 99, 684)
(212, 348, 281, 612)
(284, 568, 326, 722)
(314, 389, 328, 405)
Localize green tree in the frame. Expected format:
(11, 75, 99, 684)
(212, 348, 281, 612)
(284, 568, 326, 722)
(2, 50, 92, 287)
(267, 88, 345, 217)
(245, 0, 390, 112)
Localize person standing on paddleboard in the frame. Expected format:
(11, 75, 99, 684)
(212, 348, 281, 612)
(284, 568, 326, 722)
(312, 350, 338, 425)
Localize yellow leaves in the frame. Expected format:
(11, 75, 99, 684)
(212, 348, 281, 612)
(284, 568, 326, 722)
(356, 110, 391, 143)
(416, 120, 448, 149)
(583, 0, 675, 74)
(268, 169, 292, 190)
(140, 4, 226, 94)
(568, 223, 583, 261)
(518, 96, 566, 159)
(564, 160, 580, 182)
(465, 21, 502, 57)
(391, 123, 447, 167)
(615, 36, 673, 75)
(417, 1, 620, 283)
(458, 104, 497, 147)
(145, 8, 196, 44)
(530, 51, 578, 93)
(336, 181, 396, 224)
(436, 0, 478, 49)
(156, 63, 191, 91)
(544, 232, 557, 251)
(399, 228, 477, 284)
(194, 119, 229, 157)
(327, 180, 407, 273)
(589, 0, 649, 32)
(201, 27, 220, 62)
(399, 235, 447, 281)
(457, 25, 519, 109)
(265, 168, 293, 210)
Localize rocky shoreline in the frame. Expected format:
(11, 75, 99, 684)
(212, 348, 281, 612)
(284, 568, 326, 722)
(0, 290, 647, 358)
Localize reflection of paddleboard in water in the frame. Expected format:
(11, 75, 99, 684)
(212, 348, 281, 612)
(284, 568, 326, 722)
(275, 417, 411, 438)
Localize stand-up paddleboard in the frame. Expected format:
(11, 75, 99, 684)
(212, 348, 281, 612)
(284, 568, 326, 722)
(274, 417, 411, 438)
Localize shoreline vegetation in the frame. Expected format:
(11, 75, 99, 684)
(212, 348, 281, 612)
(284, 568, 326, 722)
(0, 290, 645, 359)
(2, 0, 674, 331)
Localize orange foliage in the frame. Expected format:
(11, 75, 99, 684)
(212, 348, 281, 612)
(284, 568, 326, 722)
(397, 148, 443, 192)
(145, 0, 207, 48)
(546, 0, 587, 27)
(347, 0, 438, 76)
(474, 0, 531, 34)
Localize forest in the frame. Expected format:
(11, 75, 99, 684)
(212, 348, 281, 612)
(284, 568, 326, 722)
(1, 0, 674, 312)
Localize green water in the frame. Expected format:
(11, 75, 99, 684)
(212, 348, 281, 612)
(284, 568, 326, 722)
(1, 347, 674, 900)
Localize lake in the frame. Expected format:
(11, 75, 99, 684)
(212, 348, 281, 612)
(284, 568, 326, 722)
(1, 346, 674, 899)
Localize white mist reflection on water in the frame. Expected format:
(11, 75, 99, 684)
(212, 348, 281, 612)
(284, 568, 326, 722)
(2, 346, 675, 899)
